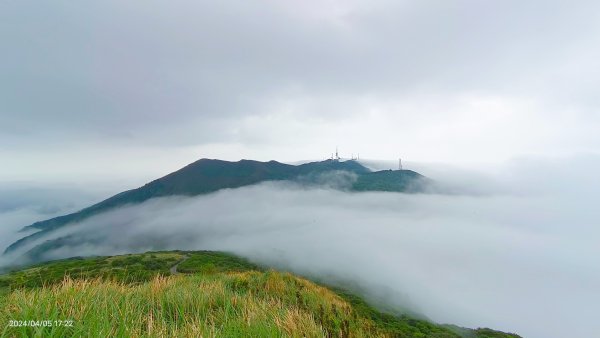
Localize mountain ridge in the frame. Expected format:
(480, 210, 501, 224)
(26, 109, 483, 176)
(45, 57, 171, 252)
(4, 158, 427, 260)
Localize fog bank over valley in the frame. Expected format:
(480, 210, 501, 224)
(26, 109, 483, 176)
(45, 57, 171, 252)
(0, 184, 107, 255)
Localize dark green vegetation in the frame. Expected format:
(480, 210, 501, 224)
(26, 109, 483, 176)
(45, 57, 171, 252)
(0, 252, 184, 288)
(441, 326, 521, 338)
(176, 251, 260, 274)
(353, 170, 427, 193)
(4, 158, 425, 262)
(0, 251, 520, 338)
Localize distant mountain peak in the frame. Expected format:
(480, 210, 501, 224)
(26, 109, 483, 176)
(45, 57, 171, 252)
(4, 158, 428, 260)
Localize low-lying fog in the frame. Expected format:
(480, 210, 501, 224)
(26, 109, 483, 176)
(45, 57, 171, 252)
(0, 184, 106, 255)
(2, 155, 600, 338)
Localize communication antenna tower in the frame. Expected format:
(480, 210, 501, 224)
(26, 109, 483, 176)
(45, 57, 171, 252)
(399, 158, 403, 170)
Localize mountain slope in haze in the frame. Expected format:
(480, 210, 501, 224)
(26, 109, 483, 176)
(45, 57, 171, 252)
(353, 169, 426, 192)
(4, 158, 426, 259)
(0, 251, 521, 338)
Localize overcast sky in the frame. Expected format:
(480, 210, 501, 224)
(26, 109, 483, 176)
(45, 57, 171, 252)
(1, 0, 599, 184)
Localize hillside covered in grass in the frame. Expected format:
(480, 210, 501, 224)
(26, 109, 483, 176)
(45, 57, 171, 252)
(0, 251, 520, 338)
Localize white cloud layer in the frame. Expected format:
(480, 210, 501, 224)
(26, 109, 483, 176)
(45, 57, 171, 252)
(0, 184, 105, 252)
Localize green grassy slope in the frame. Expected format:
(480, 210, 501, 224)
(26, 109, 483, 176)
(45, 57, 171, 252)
(0, 252, 184, 288)
(0, 251, 520, 338)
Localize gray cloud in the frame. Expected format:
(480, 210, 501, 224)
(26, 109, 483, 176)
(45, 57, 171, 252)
(1, 1, 599, 174)
(3, 155, 600, 338)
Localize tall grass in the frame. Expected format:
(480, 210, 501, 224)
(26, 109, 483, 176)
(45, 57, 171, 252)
(1, 271, 403, 337)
